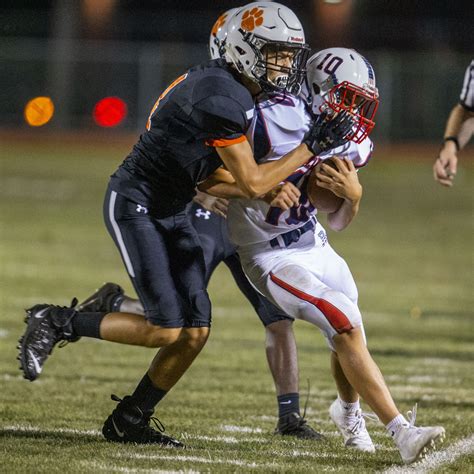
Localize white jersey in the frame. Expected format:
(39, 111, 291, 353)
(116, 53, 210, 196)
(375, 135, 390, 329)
(227, 95, 373, 248)
(460, 59, 474, 111)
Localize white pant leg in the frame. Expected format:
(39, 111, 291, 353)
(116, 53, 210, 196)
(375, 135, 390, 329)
(241, 231, 364, 351)
(315, 241, 367, 349)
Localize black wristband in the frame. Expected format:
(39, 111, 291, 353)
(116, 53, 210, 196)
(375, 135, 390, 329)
(444, 136, 460, 152)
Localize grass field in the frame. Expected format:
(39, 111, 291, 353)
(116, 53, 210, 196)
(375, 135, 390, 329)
(0, 135, 473, 472)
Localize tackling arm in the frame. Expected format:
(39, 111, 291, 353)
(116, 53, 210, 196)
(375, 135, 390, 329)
(215, 139, 312, 198)
(198, 166, 301, 211)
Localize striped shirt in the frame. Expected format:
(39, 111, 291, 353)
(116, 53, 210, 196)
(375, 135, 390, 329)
(459, 59, 474, 111)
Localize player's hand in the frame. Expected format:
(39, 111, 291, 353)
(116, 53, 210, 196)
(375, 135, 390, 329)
(433, 142, 458, 187)
(303, 111, 354, 155)
(262, 182, 301, 210)
(193, 190, 229, 218)
(315, 157, 362, 204)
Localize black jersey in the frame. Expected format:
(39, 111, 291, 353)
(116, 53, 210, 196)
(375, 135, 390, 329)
(110, 59, 255, 217)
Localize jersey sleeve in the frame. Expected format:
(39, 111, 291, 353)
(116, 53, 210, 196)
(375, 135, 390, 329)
(459, 60, 474, 111)
(191, 76, 255, 147)
(194, 94, 253, 147)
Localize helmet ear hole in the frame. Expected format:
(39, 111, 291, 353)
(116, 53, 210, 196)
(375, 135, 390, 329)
(312, 83, 320, 95)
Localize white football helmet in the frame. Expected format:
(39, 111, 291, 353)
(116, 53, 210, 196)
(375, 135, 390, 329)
(223, 2, 309, 93)
(306, 48, 379, 143)
(209, 8, 239, 60)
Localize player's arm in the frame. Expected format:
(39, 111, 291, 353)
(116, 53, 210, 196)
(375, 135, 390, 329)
(215, 139, 312, 198)
(201, 89, 351, 198)
(198, 167, 248, 199)
(315, 158, 363, 231)
(199, 166, 301, 210)
(434, 104, 474, 187)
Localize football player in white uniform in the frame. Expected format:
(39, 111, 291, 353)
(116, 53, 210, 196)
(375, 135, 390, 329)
(202, 48, 445, 464)
(434, 59, 474, 186)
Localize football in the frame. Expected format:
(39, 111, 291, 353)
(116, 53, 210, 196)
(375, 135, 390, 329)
(306, 158, 344, 213)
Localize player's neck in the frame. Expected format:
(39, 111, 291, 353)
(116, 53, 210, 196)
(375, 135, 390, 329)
(240, 75, 262, 97)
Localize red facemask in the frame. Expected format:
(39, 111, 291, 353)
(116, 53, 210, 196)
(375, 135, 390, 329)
(322, 81, 379, 144)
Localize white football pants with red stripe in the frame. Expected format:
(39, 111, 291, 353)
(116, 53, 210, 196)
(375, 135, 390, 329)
(238, 223, 366, 351)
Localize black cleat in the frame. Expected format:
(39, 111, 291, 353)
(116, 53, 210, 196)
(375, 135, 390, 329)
(77, 283, 124, 313)
(18, 299, 79, 381)
(275, 412, 324, 440)
(102, 394, 184, 447)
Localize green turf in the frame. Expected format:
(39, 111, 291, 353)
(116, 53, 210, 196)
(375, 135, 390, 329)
(0, 140, 473, 472)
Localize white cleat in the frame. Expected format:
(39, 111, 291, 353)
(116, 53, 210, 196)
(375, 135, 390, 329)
(329, 399, 376, 453)
(392, 405, 445, 464)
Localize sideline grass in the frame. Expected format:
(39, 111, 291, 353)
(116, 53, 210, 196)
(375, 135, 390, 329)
(0, 139, 473, 472)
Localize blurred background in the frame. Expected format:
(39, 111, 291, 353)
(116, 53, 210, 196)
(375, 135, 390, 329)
(1, 0, 473, 141)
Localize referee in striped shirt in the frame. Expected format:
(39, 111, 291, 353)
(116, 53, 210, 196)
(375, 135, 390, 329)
(434, 59, 474, 186)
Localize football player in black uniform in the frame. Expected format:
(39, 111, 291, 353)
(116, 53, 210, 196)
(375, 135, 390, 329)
(18, 2, 352, 446)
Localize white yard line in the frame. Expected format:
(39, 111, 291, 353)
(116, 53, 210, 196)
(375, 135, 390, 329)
(0, 425, 265, 444)
(115, 452, 275, 469)
(381, 434, 474, 474)
(82, 462, 200, 474)
(1, 424, 101, 437)
(221, 424, 263, 433)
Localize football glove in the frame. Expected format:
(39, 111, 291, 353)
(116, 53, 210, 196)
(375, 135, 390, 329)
(303, 111, 354, 155)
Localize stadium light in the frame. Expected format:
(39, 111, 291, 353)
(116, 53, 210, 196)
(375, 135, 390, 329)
(24, 97, 55, 127)
(93, 97, 128, 127)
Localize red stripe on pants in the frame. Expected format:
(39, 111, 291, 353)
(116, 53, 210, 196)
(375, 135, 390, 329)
(270, 272, 353, 334)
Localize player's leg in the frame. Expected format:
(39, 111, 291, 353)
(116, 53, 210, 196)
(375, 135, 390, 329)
(193, 203, 321, 439)
(19, 188, 209, 446)
(265, 255, 445, 463)
(145, 209, 211, 390)
(315, 242, 374, 451)
(223, 253, 322, 440)
(100, 192, 210, 445)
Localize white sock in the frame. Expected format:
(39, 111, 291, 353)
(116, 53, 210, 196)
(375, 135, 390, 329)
(338, 396, 360, 414)
(386, 414, 408, 437)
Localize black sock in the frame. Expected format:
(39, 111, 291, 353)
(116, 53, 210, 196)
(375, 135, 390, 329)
(72, 312, 106, 339)
(277, 393, 300, 418)
(130, 373, 167, 413)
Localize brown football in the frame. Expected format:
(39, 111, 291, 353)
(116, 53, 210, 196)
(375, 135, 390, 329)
(306, 159, 344, 213)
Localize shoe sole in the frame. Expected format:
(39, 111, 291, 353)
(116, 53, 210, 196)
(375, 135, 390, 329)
(405, 428, 446, 464)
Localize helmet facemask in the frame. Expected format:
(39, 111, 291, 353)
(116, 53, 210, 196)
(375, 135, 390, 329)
(243, 32, 310, 94)
(322, 81, 379, 143)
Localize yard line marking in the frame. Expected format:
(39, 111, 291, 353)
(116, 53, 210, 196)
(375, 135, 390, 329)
(0, 425, 266, 445)
(381, 434, 474, 473)
(190, 434, 239, 443)
(221, 424, 263, 433)
(190, 434, 266, 444)
(1, 424, 101, 437)
(115, 452, 276, 469)
(82, 461, 198, 473)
